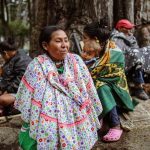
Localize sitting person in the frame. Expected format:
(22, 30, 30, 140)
(0, 38, 32, 116)
(81, 22, 136, 142)
(135, 22, 150, 47)
(135, 23, 150, 83)
(111, 19, 149, 100)
(14, 25, 102, 149)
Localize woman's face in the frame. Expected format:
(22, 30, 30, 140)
(44, 30, 70, 61)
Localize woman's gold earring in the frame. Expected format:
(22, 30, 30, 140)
(96, 40, 99, 43)
(43, 47, 47, 51)
(42, 42, 47, 51)
(95, 37, 99, 43)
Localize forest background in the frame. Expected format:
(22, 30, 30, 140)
(0, 0, 149, 57)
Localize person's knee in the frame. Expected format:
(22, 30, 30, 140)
(0, 95, 5, 105)
(0, 94, 15, 106)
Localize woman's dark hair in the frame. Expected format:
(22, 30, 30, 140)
(0, 38, 17, 52)
(39, 25, 64, 50)
(83, 22, 111, 43)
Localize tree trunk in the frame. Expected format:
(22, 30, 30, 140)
(29, 0, 48, 58)
(124, 0, 134, 22)
(29, 0, 150, 56)
(135, 0, 150, 25)
(0, 0, 10, 38)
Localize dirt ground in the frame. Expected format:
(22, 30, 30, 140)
(0, 126, 150, 150)
(0, 100, 150, 150)
(92, 127, 150, 150)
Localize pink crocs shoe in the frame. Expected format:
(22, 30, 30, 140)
(102, 128, 123, 142)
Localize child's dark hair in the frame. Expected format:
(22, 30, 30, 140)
(0, 38, 17, 52)
(83, 22, 111, 43)
(39, 25, 64, 50)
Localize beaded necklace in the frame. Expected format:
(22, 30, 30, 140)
(55, 60, 64, 74)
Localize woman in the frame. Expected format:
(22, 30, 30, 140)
(14, 25, 102, 149)
(81, 22, 136, 142)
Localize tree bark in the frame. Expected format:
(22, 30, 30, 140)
(29, 0, 48, 58)
(0, 0, 10, 37)
(29, 0, 150, 56)
(124, 0, 134, 22)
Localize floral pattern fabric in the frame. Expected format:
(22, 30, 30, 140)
(15, 53, 102, 150)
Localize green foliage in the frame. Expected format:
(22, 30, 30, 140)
(9, 20, 29, 37)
